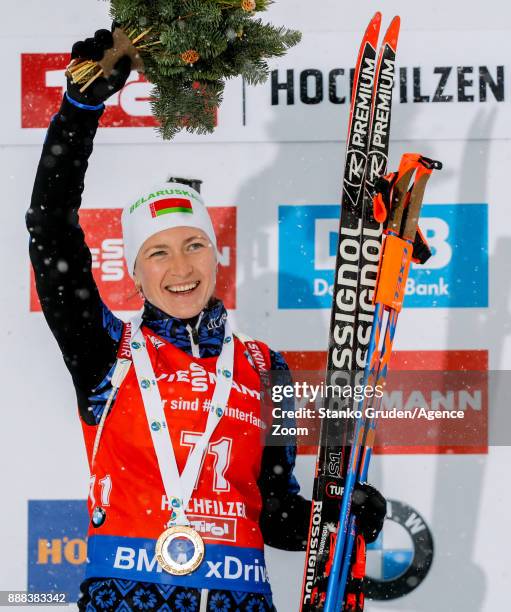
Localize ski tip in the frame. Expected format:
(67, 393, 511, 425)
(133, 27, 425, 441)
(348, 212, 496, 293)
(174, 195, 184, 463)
(384, 15, 401, 49)
(370, 12, 383, 30)
(363, 12, 382, 45)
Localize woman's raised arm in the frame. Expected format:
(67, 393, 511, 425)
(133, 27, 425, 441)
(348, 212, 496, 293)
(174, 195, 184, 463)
(26, 30, 132, 402)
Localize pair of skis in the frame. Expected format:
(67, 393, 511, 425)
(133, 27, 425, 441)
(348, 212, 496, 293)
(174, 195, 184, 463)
(323, 154, 442, 611)
(299, 12, 442, 611)
(299, 13, 399, 611)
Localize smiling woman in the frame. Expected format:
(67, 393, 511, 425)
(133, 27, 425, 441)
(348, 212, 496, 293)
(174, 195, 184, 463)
(26, 27, 385, 612)
(123, 188, 219, 320)
(25, 28, 312, 612)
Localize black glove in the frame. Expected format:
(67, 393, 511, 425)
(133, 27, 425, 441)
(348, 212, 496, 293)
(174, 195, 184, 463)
(67, 28, 131, 107)
(351, 482, 386, 544)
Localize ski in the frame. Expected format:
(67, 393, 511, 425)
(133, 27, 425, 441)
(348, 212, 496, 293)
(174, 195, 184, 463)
(300, 13, 400, 611)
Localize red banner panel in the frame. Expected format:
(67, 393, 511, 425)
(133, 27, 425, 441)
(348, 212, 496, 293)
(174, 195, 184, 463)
(281, 350, 488, 455)
(30, 207, 236, 312)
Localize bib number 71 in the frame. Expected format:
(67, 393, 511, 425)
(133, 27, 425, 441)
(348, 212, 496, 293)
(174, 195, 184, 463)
(181, 432, 232, 493)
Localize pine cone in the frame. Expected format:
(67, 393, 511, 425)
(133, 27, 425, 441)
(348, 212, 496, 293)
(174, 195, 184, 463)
(180, 49, 200, 64)
(241, 0, 256, 12)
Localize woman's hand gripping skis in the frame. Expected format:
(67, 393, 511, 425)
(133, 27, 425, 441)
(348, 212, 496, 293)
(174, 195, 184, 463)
(324, 154, 443, 612)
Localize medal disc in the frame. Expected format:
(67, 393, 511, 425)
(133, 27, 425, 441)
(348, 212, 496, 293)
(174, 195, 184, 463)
(155, 525, 205, 575)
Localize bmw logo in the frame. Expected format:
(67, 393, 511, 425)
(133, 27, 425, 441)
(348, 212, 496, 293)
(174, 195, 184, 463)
(91, 506, 107, 528)
(365, 499, 434, 600)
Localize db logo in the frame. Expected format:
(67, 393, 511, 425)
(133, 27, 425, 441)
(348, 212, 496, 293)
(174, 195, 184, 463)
(30, 207, 236, 312)
(21, 53, 216, 129)
(278, 203, 488, 309)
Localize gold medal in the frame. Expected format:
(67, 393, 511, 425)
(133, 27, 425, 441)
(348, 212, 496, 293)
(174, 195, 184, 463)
(155, 525, 205, 575)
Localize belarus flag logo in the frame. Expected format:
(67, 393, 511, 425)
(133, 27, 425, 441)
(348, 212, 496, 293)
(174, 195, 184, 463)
(150, 198, 193, 217)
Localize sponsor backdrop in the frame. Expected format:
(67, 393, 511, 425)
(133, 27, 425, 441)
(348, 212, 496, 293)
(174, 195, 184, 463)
(1, 1, 510, 611)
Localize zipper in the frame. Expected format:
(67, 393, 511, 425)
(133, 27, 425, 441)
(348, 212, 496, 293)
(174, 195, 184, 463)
(186, 313, 203, 358)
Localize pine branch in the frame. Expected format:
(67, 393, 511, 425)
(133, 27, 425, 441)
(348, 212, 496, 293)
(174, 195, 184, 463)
(99, 0, 301, 138)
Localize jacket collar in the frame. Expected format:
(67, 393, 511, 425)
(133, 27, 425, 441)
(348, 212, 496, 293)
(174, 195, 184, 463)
(141, 298, 227, 357)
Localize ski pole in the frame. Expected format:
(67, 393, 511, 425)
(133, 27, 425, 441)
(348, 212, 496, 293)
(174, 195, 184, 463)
(329, 303, 385, 612)
(355, 157, 443, 491)
(341, 157, 442, 608)
(332, 159, 435, 605)
(324, 299, 383, 612)
(323, 154, 417, 612)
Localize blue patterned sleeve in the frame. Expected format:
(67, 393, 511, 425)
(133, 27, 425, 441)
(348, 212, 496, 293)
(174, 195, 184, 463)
(257, 349, 312, 551)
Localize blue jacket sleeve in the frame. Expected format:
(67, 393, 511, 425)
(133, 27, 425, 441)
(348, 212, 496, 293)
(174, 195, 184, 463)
(257, 349, 312, 551)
